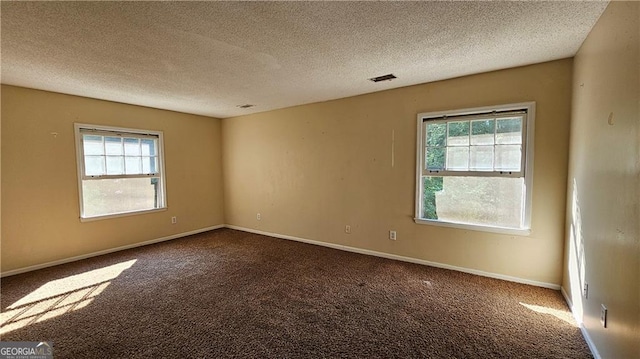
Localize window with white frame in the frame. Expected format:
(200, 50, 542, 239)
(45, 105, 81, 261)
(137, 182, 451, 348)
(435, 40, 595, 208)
(75, 124, 166, 220)
(415, 103, 534, 234)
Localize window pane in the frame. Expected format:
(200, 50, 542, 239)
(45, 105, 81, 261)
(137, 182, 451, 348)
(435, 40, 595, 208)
(496, 117, 522, 145)
(422, 176, 524, 229)
(105, 137, 123, 155)
(446, 147, 469, 170)
(106, 156, 124, 175)
(142, 156, 158, 174)
(495, 145, 522, 171)
(125, 157, 142, 174)
(82, 177, 160, 217)
(83, 135, 104, 155)
(141, 139, 157, 156)
(426, 147, 445, 171)
(447, 121, 469, 146)
(470, 146, 494, 170)
(124, 138, 141, 156)
(471, 119, 495, 145)
(422, 176, 444, 220)
(426, 123, 446, 147)
(84, 156, 105, 176)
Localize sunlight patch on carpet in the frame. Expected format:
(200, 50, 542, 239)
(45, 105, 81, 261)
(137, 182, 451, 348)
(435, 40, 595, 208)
(0, 259, 136, 334)
(519, 302, 577, 327)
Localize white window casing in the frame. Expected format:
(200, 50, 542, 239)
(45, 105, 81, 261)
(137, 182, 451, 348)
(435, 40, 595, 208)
(74, 123, 168, 221)
(414, 102, 535, 235)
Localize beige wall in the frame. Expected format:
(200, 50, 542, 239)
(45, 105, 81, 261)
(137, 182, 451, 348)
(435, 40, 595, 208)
(223, 59, 573, 286)
(1, 85, 224, 273)
(563, 2, 640, 358)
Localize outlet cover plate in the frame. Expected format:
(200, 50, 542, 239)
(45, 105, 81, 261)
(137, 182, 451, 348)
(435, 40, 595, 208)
(583, 283, 588, 299)
(600, 304, 607, 328)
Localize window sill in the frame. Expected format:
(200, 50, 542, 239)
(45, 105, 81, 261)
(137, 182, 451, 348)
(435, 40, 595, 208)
(80, 207, 167, 222)
(414, 218, 531, 236)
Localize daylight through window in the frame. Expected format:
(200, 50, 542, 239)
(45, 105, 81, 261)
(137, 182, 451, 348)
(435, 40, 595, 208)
(75, 124, 166, 219)
(415, 103, 534, 234)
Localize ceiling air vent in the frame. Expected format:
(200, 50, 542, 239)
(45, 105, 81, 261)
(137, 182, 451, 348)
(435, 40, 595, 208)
(369, 74, 397, 83)
(236, 104, 255, 109)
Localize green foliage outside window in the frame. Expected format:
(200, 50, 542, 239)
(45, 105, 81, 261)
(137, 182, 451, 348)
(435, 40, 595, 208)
(422, 176, 443, 219)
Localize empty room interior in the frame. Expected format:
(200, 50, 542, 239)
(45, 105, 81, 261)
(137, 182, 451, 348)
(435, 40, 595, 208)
(1, 1, 638, 358)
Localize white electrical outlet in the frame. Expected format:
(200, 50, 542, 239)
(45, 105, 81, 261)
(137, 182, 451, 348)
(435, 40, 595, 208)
(600, 304, 607, 328)
(171, 216, 177, 224)
(389, 230, 397, 240)
(256, 213, 261, 221)
(345, 225, 351, 234)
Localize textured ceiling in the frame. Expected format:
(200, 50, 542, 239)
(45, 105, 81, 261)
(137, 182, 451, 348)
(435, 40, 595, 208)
(1, 1, 608, 119)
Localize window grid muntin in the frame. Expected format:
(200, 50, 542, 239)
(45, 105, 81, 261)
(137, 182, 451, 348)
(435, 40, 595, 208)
(80, 132, 160, 180)
(423, 113, 526, 177)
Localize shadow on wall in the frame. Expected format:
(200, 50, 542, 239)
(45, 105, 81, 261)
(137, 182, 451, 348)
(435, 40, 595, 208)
(567, 178, 586, 324)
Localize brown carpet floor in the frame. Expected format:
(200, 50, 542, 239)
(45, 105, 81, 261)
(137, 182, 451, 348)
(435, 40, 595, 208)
(1, 228, 591, 358)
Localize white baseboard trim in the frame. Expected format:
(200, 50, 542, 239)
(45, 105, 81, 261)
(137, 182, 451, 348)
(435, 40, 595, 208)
(225, 225, 560, 290)
(560, 286, 601, 359)
(0, 225, 225, 278)
(560, 286, 574, 312)
(1, 223, 561, 291)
